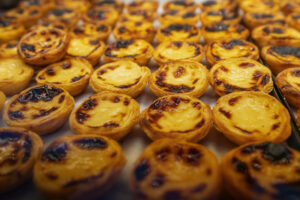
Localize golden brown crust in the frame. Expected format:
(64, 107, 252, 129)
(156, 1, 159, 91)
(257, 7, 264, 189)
(199, 0, 238, 12)
(0, 58, 34, 96)
(36, 58, 93, 96)
(153, 41, 204, 66)
(209, 58, 273, 96)
(126, 0, 159, 12)
(91, 0, 124, 14)
(163, 0, 197, 11)
(252, 24, 300, 48)
(139, 94, 213, 142)
(159, 10, 198, 26)
(244, 12, 286, 30)
(276, 67, 300, 108)
(69, 91, 140, 140)
(200, 9, 241, 27)
(18, 23, 69, 66)
(221, 142, 300, 200)
(149, 60, 209, 97)
(280, 0, 300, 15)
(156, 24, 201, 43)
(90, 60, 150, 97)
(0, 40, 18, 58)
(57, 0, 91, 13)
(113, 21, 156, 43)
(3, 84, 75, 135)
(239, 0, 280, 13)
(205, 39, 259, 65)
(0, 91, 5, 111)
(43, 7, 80, 28)
(0, 127, 43, 193)
(287, 13, 300, 32)
(103, 40, 153, 66)
(83, 8, 119, 27)
(34, 134, 126, 200)
(0, 19, 25, 43)
(213, 91, 291, 145)
(130, 138, 221, 200)
(202, 23, 249, 44)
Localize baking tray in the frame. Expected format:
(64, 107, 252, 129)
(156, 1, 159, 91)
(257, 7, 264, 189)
(1, 0, 300, 200)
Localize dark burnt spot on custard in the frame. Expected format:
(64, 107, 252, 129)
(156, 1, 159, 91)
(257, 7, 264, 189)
(151, 173, 165, 188)
(251, 159, 262, 171)
(293, 69, 300, 77)
(192, 102, 201, 109)
(76, 111, 89, 123)
(219, 108, 231, 118)
(0, 19, 11, 27)
(5, 42, 17, 49)
(220, 66, 229, 72)
(46, 68, 55, 76)
(49, 9, 73, 17)
(173, 67, 185, 78)
(205, 23, 229, 32)
(46, 173, 58, 180)
(87, 10, 106, 20)
(73, 137, 107, 149)
(292, 15, 300, 20)
(207, 9, 238, 20)
(0, 131, 21, 146)
(18, 85, 63, 103)
(236, 26, 245, 33)
(97, 25, 108, 32)
(156, 147, 171, 162)
(252, 13, 274, 19)
(253, 71, 263, 81)
(58, 95, 65, 103)
(272, 122, 281, 130)
(124, 98, 130, 106)
(183, 11, 196, 18)
(73, 27, 84, 34)
(9, 111, 24, 120)
(173, 41, 182, 48)
(118, 26, 127, 33)
(81, 99, 98, 110)
(150, 96, 190, 111)
(134, 159, 150, 181)
(21, 43, 35, 52)
(239, 62, 255, 68)
(262, 143, 292, 164)
(232, 157, 248, 173)
(186, 147, 202, 165)
(203, 1, 217, 6)
(71, 75, 84, 83)
(234, 126, 252, 134)
(42, 142, 68, 162)
(64, 173, 104, 188)
(260, 74, 270, 85)
(164, 190, 182, 200)
(114, 40, 134, 49)
(32, 107, 58, 119)
(22, 135, 32, 163)
(118, 77, 141, 89)
(270, 46, 300, 59)
(103, 121, 119, 128)
(228, 96, 241, 106)
(273, 28, 284, 34)
(90, 40, 99, 45)
(222, 39, 246, 49)
(161, 24, 192, 36)
(195, 119, 205, 128)
(193, 79, 199, 84)
(191, 183, 206, 193)
(113, 96, 120, 103)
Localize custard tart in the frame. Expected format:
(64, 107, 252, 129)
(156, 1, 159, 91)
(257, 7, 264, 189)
(57, 0, 91, 13)
(18, 23, 69, 66)
(0, 40, 18, 58)
(36, 58, 93, 96)
(261, 45, 300, 75)
(239, 0, 280, 13)
(280, 0, 300, 15)
(222, 142, 300, 200)
(202, 23, 249, 44)
(121, 10, 156, 22)
(0, 19, 25, 42)
(244, 12, 286, 30)
(153, 41, 204, 66)
(163, 0, 197, 11)
(139, 95, 213, 142)
(44, 8, 80, 28)
(18, 0, 55, 13)
(83, 8, 119, 27)
(71, 22, 111, 41)
(209, 58, 273, 96)
(113, 21, 156, 43)
(0, 58, 34, 96)
(34, 134, 125, 199)
(130, 138, 221, 200)
(206, 39, 259, 66)
(252, 24, 300, 47)
(91, 0, 124, 14)
(103, 40, 153, 66)
(213, 91, 291, 145)
(149, 60, 209, 98)
(126, 0, 159, 12)
(3, 84, 75, 135)
(200, 9, 241, 26)
(159, 10, 198, 26)
(156, 24, 201, 43)
(67, 36, 105, 66)
(276, 67, 300, 108)
(90, 60, 150, 97)
(0, 127, 43, 193)
(199, 0, 238, 12)
(69, 91, 140, 140)
(287, 13, 300, 32)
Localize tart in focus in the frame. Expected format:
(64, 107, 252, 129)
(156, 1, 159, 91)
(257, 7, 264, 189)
(0, 40, 18, 58)
(83, 8, 119, 27)
(287, 13, 300, 32)
(3, 7, 42, 28)
(239, 0, 280, 13)
(200, 9, 241, 26)
(18, 23, 69, 66)
(0, 127, 43, 193)
(153, 41, 204, 66)
(90, 60, 150, 97)
(44, 8, 80, 28)
(261, 46, 300, 75)
(159, 10, 198, 26)
(103, 40, 153, 66)
(244, 12, 286, 30)
(139, 95, 213, 142)
(0, 19, 25, 42)
(156, 24, 201, 43)
(199, 0, 237, 12)
(213, 91, 291, 145)
(126, 0, 159, 12)
(69, 91, 140, 140)
(276, 67, 300, 108)
(36, 58, 93, 96)
(252, 24, 300, 47)
(206, 39, 259, 65)
(71, 22, 111, 41)
(3, 85, 75, 135)
(113, 21, 156, 43)
(202, 23, 249, 44)
(66, 35, 105, 66)
(130, 138, 221, 200)
(149, 60, 209, 98)
(222, 142, 300, 200)
(209, 58, 273, 96)
(34, 134, 126, 199)
(0, 58, 34, 96)
(91, 0, 124, 14)
(163, 0, 197, 11)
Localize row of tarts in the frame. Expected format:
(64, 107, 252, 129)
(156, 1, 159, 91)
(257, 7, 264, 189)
(0, 0, 300, 200)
